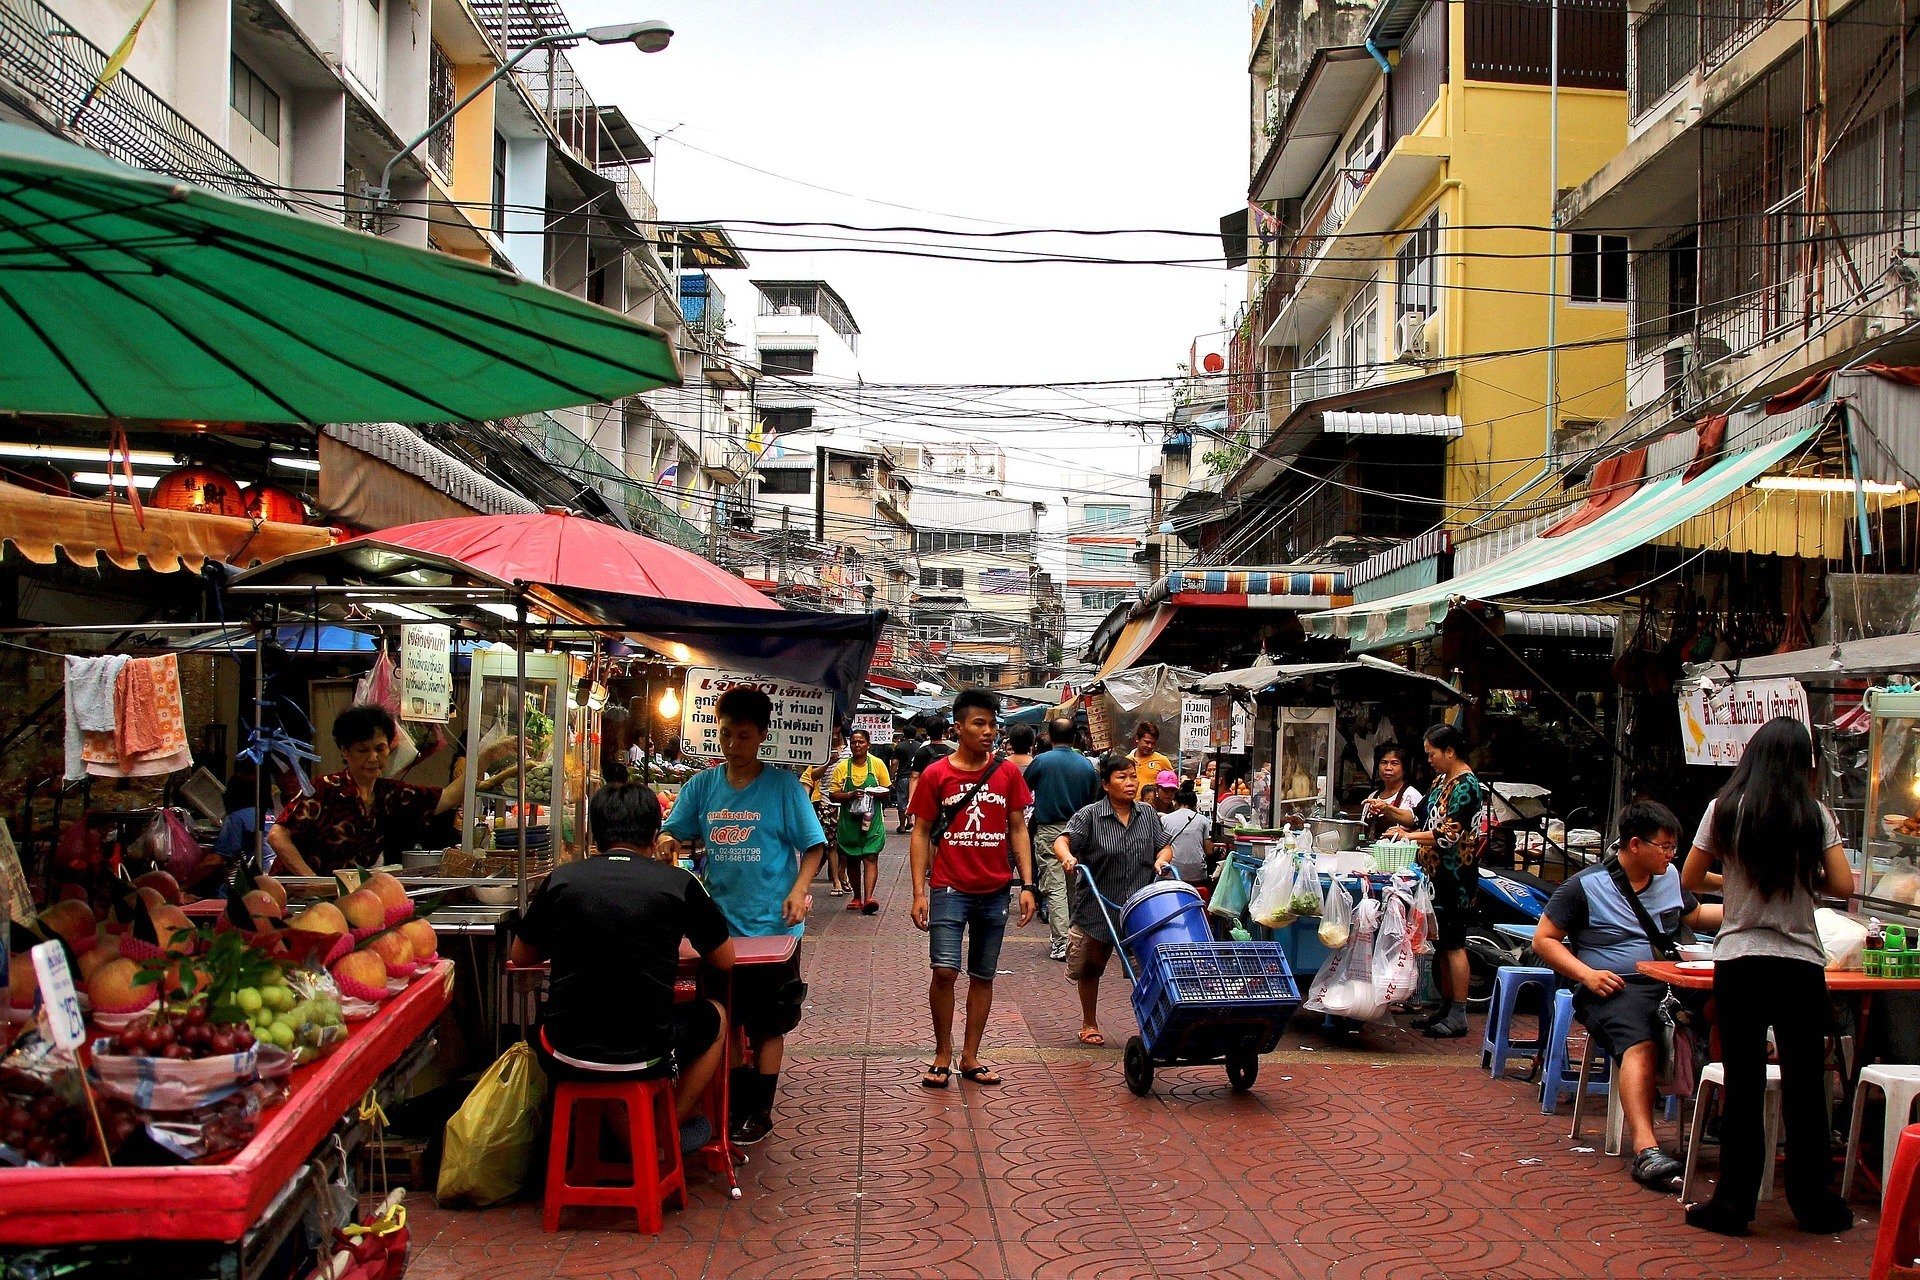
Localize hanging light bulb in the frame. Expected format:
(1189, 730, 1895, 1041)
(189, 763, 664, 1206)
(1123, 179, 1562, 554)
(659, 686, 681, 719)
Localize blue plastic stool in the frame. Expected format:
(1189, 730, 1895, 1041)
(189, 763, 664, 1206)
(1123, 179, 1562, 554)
(1539, 987, 1610, 1115)
(1480, 965, 1555, 1080)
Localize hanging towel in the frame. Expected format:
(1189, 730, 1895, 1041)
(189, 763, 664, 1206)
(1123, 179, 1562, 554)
(64, 654, 127, 782)
(87, 655, 190, 778)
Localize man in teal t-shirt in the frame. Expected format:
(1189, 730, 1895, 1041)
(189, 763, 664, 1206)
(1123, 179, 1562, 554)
(659, 686, 825, 1146)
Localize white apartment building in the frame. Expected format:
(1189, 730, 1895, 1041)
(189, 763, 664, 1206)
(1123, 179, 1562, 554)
(1044, 473, 1151, 657)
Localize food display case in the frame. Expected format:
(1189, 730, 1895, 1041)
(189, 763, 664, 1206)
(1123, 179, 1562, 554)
(460, 648, 587, 879)
(1860, 688, 1920, 915)
(1274, 705, 1336, 821)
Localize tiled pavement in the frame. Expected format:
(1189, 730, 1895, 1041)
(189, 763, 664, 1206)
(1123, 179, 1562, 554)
(404, 834, 1879, 1279)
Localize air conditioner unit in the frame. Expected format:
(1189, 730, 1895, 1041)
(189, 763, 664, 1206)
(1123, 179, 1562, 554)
(1394, 311, 1433, 363)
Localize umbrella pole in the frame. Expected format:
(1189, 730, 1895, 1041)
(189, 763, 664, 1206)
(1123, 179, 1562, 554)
(253, 609, 270, 869)
(515, 590, 528, 916)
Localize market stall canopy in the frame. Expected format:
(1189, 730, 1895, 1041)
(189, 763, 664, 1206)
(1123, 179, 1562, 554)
(0, 479, 331, 572)
(229, 517, 882, 713)
(0, 123, 680, 424)
(1184, 655, 1466, 701)
(1686, 632, 1920, 684)
(1306, 424, 1817, 650)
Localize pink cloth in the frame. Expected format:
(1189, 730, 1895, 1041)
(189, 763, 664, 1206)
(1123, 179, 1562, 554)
(85, 655, 189, 778)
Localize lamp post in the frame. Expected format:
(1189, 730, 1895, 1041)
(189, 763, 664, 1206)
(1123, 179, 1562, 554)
(370, 20, 674, 208)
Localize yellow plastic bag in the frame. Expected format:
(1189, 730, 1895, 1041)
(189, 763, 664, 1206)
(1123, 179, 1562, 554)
(435, 1041, 547, 1206)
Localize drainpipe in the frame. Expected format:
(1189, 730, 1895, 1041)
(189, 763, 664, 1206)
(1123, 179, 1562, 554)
(1365, 39, 1392, 74)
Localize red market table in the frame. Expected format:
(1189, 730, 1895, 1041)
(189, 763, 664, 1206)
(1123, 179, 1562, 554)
(0, 959, 454, 1248)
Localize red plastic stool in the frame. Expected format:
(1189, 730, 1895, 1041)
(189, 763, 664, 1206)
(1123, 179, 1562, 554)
(1873, 1123, 1920, 1280)
(542, 1077, 686, 1234)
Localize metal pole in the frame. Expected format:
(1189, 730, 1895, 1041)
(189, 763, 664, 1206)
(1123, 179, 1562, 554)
(252, 614, 268, 869)
(515, 592, 529, 915)
(1545, 0, 1561, 468)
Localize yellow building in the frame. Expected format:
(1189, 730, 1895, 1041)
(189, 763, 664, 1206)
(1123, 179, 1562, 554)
(1192, 0, 1630, 578)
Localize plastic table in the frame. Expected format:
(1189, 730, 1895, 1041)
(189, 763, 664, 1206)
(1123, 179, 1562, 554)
(0, 960, 454, 1247)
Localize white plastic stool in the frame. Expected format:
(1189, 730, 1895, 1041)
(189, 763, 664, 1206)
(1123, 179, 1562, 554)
(1842, 1064, 1920, 1203)
(1681, 1061, 1782, 1206)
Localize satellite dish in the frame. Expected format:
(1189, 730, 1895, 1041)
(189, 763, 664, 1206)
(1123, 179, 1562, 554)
(1202, 352, 1225, 374)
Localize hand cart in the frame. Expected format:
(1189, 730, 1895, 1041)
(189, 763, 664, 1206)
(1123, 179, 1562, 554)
(1077, 865, 1302, 1097)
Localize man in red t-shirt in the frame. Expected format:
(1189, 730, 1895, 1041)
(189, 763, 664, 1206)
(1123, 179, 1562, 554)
(908, 688, 1036, 1089)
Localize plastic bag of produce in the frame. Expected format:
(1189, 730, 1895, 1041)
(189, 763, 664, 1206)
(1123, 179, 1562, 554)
(1407, 876, 1436, 956)
(1317, 877, 1353, 950)
(1207, 854, 1251, 920)
(436, 1041, 548, 1206)
(1289, 859, 1324, 921)
(1250, 851, 1300, 928)
(1815, 907, 1868, 971)
(1306, 899, 1386, 1021)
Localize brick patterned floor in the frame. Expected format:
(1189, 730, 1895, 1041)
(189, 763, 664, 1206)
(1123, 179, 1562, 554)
(404, 833, 1879, 1278)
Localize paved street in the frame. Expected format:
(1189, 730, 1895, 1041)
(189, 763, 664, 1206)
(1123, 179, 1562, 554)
(404, 833, 1877, 1279)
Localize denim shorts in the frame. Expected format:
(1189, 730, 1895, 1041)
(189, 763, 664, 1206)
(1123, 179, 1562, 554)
(928, 885, 1011, 981)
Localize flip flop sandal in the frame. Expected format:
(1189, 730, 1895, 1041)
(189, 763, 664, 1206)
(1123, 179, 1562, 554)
(920, 1064, 952, 1089)
(1078, 1030, 1106, 1046)
(959, 1065, 1002, 1086)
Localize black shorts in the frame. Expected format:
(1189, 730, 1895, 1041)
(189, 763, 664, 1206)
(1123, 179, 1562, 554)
(1431, 902, 1472, 951)
(731, 943, 806, 1042)
(1574, 975, 1666, 1057)
(533, 998, 722, 1083)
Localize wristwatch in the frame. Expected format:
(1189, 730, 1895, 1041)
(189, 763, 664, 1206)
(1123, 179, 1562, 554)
(1019, 883, 1037, 895)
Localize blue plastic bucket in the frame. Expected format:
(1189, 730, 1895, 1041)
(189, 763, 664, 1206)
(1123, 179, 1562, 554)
(1120, 880, 1210, 966)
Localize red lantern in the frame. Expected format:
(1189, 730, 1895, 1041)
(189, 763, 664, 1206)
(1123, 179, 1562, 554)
(244, 483, 308, 525)
(1202, 352, 1225, 374)
(6, 462, 70, 496)
(151, 466, 244, 517)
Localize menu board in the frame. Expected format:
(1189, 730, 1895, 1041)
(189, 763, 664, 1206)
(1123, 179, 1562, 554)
(852, 712, 895, 745)
(681, 668, 834, 766)
(1677, 677, 1810, 766)
(399, 624, 452, 723)
(1180, 697, 1211, 753)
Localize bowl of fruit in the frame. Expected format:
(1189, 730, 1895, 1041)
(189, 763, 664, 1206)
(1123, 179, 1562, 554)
(92, 1005, 261, 1111)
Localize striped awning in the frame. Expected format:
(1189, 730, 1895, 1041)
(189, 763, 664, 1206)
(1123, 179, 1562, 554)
(1322, 411, 1463, 438)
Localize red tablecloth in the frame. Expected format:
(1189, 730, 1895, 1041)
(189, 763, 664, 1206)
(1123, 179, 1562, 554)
(0, 960, 454, 1246)
(1637, 960, 1920, 992)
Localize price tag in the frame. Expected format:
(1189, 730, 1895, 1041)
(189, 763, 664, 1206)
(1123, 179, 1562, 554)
(31, 942, 86, 1050)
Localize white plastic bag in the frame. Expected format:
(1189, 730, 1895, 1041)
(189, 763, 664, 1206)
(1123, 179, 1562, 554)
(1408, 876, 1437, 957)
(1372, 888, 1420, 1003)
(1815, 907, 1868, 971)
(1250, 850, 1299, 929)
(1317, 877, 1353, 950)
(1306, 898, 1386, 1021)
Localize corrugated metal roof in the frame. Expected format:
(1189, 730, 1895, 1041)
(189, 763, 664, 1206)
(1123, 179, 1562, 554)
(1322, 411, 1463, 438)
(1502, 610, 1618, 640)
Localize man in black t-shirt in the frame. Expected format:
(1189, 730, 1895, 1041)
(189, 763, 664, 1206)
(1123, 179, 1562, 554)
(906, 721, 955, 834)
(513, 784, 734, 1146)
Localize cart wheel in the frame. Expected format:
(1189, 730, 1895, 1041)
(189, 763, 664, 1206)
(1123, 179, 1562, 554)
(1123, 1035, 1154, 1096)
(1226, 1050, 1258, 1093)
(729, 1187, 743, 1199)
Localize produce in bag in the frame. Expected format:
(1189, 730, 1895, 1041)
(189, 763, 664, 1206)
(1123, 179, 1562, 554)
(1290, 858, 1324, 920)
(1317, 877, 1353, 949)
(1371, 888, 1420, 1003)
(1407, 876, 1436, 956)
(436, 1041, 548, 1206)
(1207, 856, 1251, 920)
(1305, 898, 1386, 1021)
(1249, 850, 1299, 928)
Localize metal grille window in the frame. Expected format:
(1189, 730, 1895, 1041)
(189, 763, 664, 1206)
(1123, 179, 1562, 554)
(758, 468, 811, 495)
(427, 44, 456, 177)
(1080, 546, 1131, 569)
(760, 408, 813, 435)
(1396, 213, 1440, 317)
(230, 57, 280, 145)
(941, 568, 965, 589)
(1079, 589, 1129, 609)
(1570, 234, 1629, 303)
(1084, 504, 1131, 525)
(1630, 233, 1697, 356)
(761, 348, 815, 376)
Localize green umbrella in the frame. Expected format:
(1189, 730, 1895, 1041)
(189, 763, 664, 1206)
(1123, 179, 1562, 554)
(0, 122, 680, 424)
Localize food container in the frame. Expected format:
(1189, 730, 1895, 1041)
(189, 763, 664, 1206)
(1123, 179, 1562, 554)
(1307, 817, 1365, 853)
(1676, 943, 1713, 963)
(402, 849, 442, 870)
(469, 876, 517, 906)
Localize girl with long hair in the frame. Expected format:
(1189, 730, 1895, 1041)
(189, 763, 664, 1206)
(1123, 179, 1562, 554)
(1680, 716, 1855, 1236)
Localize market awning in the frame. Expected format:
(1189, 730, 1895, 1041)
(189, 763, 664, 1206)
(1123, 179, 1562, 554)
(1322, 411, 1463, 438)
(319, 424, 540, 529)
(1093, 604, 1178, 680)
(0, 122, 681, 424)
(1306, 425, 1818, 648)
(0, 479, 332, 572)
(1686, 632, 1920, 684)
(1185, 655, 1466, 701)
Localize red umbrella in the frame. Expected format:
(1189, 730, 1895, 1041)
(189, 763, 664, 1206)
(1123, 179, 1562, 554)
(364, 511, 777, 611)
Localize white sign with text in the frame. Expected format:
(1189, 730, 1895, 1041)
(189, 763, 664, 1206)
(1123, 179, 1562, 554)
(1678, 677, 1812, 766)
(1180, 697, 1211, 754)
(399, 624, 452, 723)
(851, 713, 895, 745)
(681, 668, 834, 767)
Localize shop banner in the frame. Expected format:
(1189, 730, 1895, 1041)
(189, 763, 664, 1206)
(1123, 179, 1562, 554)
(1087, 697, 1114, 752)
(1678, 677, 1812, 766)
(682, 668, 834, 766)
(399, 624, 452, 723)
(1231, 703, 1249, 754)
(852, 712, 894, 745)
(1180, 697, 1211, 753)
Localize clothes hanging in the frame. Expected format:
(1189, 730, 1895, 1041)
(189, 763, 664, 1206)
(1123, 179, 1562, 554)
(82, 654, 190, 778)
(64, 654, 127, 782)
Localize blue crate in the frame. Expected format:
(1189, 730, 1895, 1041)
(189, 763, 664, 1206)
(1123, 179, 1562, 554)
(1132, 942, 1301, 1063)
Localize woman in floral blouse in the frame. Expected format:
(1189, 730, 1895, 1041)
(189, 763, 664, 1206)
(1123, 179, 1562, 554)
(1387, 722, 1485, 1040)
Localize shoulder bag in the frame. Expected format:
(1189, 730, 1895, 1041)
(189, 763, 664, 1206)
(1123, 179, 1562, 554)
(1604, 854, 1700, 1093)
(927, 756, 1008, 846)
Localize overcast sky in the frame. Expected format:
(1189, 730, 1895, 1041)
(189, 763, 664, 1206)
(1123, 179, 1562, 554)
(566, 0, 1249, 511)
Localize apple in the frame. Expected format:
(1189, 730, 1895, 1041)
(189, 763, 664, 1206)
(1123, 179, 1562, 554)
(364, 872, 410, 914)
(240, 890, 283, 921)
(364, 930, 414, 974)
(133, 871, 183, 905)
(76, 940, 121, 982)
(254, 875, 288, 910)
(337, 889, 386, 932)
(330, 948, 388, 994)
(87, 958, 158, 1012)
(288, 901, 347, 935)
(38, 900, 96, 950)
(397, 918, 437, 960)
(8, 958, 37, 1008)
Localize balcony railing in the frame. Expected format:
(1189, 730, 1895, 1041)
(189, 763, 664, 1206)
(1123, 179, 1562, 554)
(1629, 0, 1780, 117)
(0, 0, 293, 209)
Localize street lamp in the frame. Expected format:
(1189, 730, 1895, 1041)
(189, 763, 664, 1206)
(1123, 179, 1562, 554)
(372, 20, 675, 206)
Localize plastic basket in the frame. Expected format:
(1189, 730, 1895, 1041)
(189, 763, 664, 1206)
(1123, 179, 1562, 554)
(1132, 942, 1301, 1063)
(1369, 841, 1419, 874)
